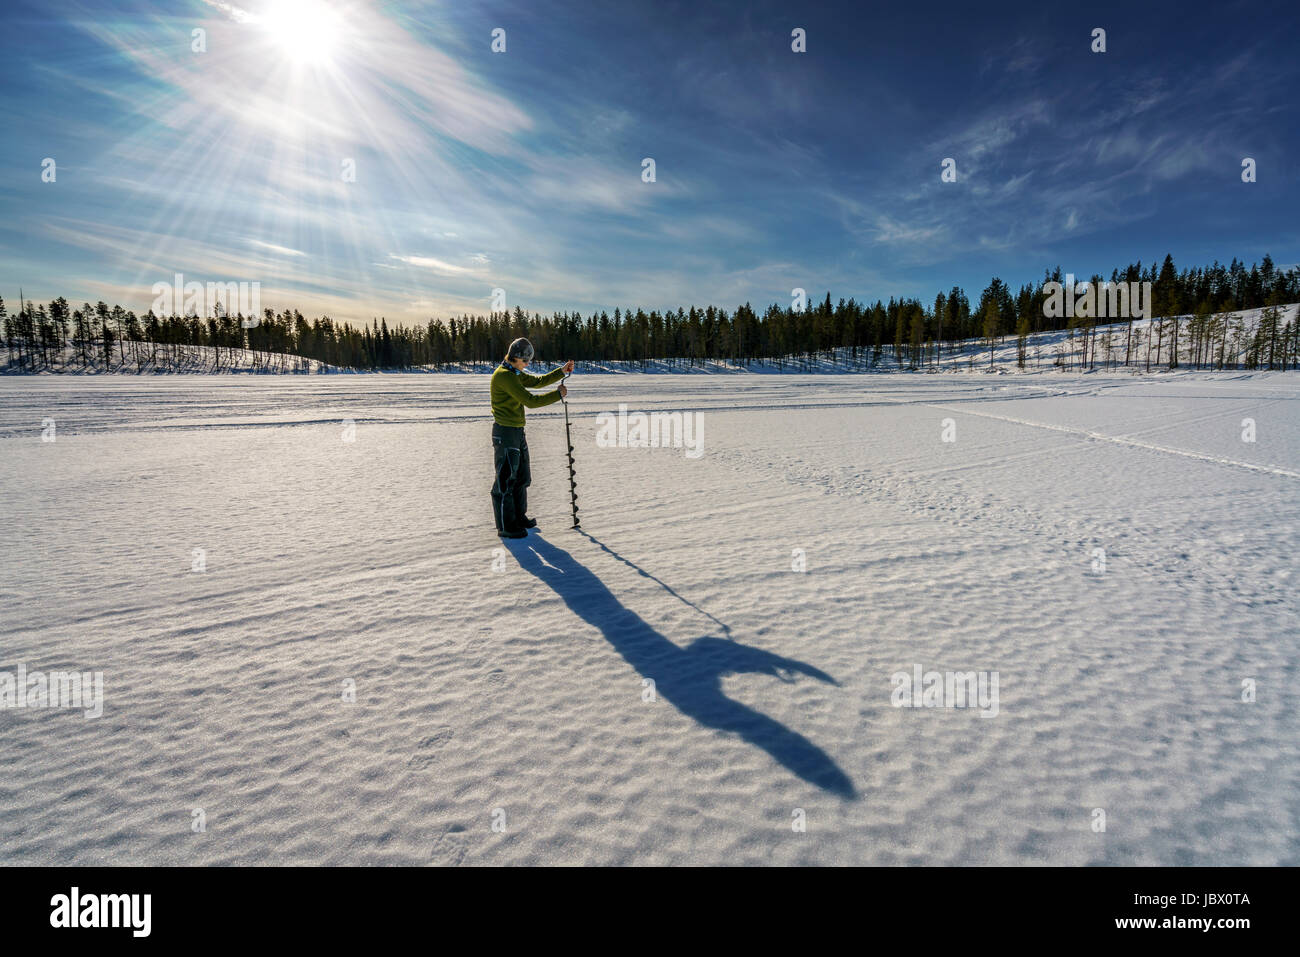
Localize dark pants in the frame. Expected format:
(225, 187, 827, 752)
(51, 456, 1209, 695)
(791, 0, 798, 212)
(491, 424, 530, 533)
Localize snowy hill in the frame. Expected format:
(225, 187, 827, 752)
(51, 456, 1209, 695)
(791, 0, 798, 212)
(0, 340, 341, 375)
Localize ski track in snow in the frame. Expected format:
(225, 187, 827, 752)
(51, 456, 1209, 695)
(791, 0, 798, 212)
(0, 371, 1297, 865)
(928, 402, 1300, 480)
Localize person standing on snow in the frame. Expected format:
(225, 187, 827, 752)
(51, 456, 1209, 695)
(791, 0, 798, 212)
(490, 337, 574, 538)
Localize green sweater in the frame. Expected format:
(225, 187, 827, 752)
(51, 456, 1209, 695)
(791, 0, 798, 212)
(490, 363, 565, 427)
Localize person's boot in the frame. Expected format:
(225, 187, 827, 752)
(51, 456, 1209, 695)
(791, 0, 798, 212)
(500, 505, 527, 537)
(519, 515, 537, 528)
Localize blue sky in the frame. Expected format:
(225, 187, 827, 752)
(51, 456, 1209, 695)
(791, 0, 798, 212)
(2, 0, 1297, 323)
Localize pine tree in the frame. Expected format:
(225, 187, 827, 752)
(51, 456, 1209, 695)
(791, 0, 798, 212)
(908, 307, 924, 370)
(983, 299, 999, 369)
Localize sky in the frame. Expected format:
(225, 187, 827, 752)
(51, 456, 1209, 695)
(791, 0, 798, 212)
(2, 0, 1298, 325)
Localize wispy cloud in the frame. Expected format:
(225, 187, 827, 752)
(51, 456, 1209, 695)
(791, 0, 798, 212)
(248, 239, 306, 257)
(389, 254, 484, 277)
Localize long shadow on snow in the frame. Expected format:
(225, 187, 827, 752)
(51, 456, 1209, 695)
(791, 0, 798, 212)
(507, 532, 855, 799)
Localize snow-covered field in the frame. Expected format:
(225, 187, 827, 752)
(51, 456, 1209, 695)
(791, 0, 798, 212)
(1, 371, 1297, 865)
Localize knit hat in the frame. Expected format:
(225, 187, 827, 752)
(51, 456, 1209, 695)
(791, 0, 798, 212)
(507, 337, 534, 361)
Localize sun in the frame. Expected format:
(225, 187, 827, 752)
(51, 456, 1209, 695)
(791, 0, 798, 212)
(260, 0, 343, 66)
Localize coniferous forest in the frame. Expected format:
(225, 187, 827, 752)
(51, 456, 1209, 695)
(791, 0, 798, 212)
(3, 253, 1298, 373)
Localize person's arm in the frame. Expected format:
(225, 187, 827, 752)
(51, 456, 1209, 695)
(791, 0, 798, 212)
(500, 370, 562, 408)
(517, 366, 565, 388)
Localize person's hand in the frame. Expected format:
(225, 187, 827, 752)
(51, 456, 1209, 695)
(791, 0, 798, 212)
(562, 359, 575, 374)
(558, 383, 568, 398)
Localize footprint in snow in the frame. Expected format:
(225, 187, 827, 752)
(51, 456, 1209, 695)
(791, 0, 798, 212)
(430, 824, 469, 866)
(407, 727, 454, 769)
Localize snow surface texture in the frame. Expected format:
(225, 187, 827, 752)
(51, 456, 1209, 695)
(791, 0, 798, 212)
(1, 372, 1297, 865)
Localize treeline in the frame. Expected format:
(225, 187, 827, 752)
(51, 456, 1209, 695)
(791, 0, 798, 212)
(3, 253, 1298, 373)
